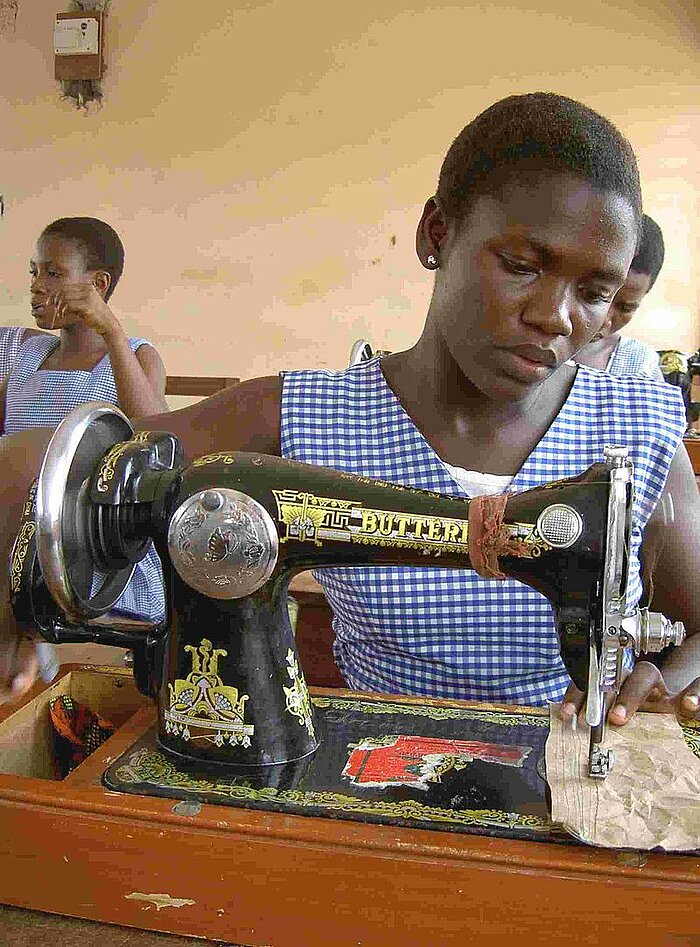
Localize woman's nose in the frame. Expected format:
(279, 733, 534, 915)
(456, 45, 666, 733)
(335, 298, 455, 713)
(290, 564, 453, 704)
(522, 280, 574, 337)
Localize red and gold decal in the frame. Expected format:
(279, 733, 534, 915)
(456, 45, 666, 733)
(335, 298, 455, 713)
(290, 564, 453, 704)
(342, 734, 531, 790)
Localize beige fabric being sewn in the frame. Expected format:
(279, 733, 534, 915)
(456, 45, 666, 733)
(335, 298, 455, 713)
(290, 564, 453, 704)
(546, 705, 700, 851)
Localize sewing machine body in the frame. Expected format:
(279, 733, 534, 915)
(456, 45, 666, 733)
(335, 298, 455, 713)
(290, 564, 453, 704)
(11, 403, 683, 777)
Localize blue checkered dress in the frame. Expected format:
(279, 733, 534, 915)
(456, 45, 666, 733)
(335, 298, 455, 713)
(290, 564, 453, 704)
(281, 358, 685, 705)
(0, 326, 25, 385)
(3, 334, 165, 622)
(608, 337, 661, 377)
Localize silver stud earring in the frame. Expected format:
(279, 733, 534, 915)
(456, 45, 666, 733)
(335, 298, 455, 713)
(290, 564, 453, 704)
(427, 254, 438, 268)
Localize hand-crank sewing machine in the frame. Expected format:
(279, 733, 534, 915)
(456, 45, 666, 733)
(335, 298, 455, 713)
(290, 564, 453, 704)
(10, 402, 684, 782)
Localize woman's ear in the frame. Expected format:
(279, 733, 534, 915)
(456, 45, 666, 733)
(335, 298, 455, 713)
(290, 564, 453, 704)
(416, 197, 448, 270)
(93, 270, 111, 300)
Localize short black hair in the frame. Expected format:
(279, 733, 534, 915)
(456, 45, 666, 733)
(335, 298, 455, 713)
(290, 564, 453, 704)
(41, 217, 125, 301)
(630, 214, 665, 289)
(436, 93, 642, 232)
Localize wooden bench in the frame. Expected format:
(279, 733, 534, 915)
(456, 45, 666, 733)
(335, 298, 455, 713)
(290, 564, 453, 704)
(165, 375, 239, 397)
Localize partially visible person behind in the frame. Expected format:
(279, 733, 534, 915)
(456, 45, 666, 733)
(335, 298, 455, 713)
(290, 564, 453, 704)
(574, 213, 665, 377)
(0, 216, 168, 624)
(0, 326, 47, 385)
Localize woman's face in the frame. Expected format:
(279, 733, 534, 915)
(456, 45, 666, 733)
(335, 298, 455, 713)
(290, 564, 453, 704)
(422, 174, 639, 401)
(605, 269, 652, 335)
(29, 235, 94, 329)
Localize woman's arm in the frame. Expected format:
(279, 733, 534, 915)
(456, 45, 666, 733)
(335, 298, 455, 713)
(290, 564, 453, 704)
(135, 374, 282, 459)
(609, 443, 700, 719)
(561, 442, 700, 724)
(105, 335, 168, 418)
(50, 284, 168, 418)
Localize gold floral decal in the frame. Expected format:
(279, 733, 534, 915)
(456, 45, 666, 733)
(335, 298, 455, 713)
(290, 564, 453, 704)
(10, 521, 36, 594)
(192, 453, 237, 467)
(684, 720, 700, 758)
(95, 431, 151, 493)
(311, 696, 550, 728)
(165, 638, 253, 748)
(283, 649, 315, 738)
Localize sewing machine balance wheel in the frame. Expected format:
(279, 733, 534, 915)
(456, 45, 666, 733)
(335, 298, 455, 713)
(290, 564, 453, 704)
(34, 402, 142, 622)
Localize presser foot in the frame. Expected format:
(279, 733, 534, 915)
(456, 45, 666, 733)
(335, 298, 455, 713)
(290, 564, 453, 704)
(588, 744, 614, 779)
(587, 716, 613, 780)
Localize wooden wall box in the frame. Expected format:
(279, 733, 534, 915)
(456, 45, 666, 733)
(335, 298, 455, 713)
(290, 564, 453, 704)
(54, 11, 103, 82)
(0, 665, 698, 945)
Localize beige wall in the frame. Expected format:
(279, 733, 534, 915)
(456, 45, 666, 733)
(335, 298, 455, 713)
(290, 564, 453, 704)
(0, 0, 698, 380)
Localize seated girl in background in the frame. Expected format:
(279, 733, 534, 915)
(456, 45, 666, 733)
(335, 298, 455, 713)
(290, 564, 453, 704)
(0, 216, 168, 624)
(2, 216, 167, 432)
(574, 214, 665, 377)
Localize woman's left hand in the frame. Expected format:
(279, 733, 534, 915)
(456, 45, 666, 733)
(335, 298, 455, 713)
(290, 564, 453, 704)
(49, 284, 120, 339)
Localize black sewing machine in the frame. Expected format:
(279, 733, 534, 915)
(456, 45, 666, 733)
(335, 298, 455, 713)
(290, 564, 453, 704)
(10, 403, 684, 781)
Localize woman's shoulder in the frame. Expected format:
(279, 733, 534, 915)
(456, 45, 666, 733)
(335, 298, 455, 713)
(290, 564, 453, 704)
(126, 336, 155, 352)
(610, 336, 660, 376)
(575, 363, 686, 436)
(0, 325, 25, 346)
(282, 357, 384, 395)
(0, 326, 27, 380)
(14, 332, 58, 364)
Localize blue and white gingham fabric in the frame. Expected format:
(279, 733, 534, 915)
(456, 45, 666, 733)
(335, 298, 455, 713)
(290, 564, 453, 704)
(4, 334, 165, 623)
(0, 326, 25, 385)
(281, 358, 686, 706)
(608, 337, 661, 377)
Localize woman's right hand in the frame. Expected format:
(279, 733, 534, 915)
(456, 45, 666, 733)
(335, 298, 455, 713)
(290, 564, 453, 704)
(0, 429, 55, 703)
(0, 637, 39, 703)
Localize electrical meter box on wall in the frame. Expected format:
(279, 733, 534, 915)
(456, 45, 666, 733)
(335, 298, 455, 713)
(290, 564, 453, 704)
(54, 11, 103, 80)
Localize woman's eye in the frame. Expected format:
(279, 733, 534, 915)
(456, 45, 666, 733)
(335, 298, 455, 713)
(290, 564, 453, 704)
(581, 288, 612, 305)
(499, 255, 539, 276)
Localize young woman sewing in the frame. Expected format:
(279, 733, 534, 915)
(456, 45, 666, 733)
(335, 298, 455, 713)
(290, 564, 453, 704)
(1, 96, 698, 730)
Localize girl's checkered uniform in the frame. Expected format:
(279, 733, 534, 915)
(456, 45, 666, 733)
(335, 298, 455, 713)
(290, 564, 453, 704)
(608, 337, 661, 377)
(4, 334, 165, 623)
(0, 326, 25, 384)
(281, 358, 685, 705)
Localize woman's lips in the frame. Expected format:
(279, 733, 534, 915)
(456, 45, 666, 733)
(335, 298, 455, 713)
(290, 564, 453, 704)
(496, 347, 558, 382)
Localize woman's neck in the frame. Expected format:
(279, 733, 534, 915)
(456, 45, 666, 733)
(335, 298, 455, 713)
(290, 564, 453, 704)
(380, 323, 577, 474)
(387, 325, 561, 428)
(575, 332, 620, 371)
(59, 323, 105, 359)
